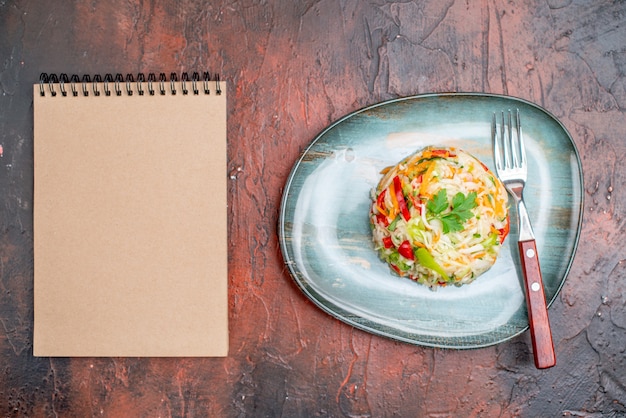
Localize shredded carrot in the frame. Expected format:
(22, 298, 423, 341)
(485, 191, 506, 218)
(481, 194, 494, 211)
(419, 162, 438, 197)
(496, 197, 506, 218)
(375, 204, 388, 217)
(415, 160, 430, 173)
(387, 181, 399, 220)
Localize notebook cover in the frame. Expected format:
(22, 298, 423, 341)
(32, 81, 228, 357)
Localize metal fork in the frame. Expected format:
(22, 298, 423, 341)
(492, 109, 556, 369)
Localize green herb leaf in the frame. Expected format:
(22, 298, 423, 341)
(439, 213, 464, 233)
(452, 191, 478, 214)
(426, 189, 448, 214)
(427, 190, 478, 233)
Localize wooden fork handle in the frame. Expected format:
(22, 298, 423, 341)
(519, 239, 556, 369)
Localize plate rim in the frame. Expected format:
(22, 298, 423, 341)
(278, 92, 584, 349)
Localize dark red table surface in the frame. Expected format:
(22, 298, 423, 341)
(1, 1, 625, 416)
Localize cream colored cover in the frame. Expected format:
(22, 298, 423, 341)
(33, 81, 228, 357)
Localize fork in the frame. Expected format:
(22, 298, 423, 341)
(492, 109, 556, 369)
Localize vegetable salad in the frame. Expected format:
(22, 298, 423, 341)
(370, 146, 510, 289)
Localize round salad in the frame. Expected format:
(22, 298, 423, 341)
(369, 146, 510, 289)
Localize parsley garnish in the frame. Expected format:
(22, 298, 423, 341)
(426, 189, 478, 233)
(426, 189, 448, 214)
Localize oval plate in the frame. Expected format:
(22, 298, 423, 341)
(278, 93, 583, 349)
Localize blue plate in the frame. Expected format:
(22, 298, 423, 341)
(278, 93, 583, 349)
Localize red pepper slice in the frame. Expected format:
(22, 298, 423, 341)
(427, 149, 456, 158)
(408, 193, 423, 215)
(498, 214, 511, 244)
(393, 176, 411, 222)
(416, 202, 423, 215)
(376, 188, 387, 209)
(411, 175, 424, 214)
(382, 236, 394, 249)
(430, 149, 449, 157)
(376, 213, 389, 227)
(390, 264, 404, 276)
(398, 240, 415, 260)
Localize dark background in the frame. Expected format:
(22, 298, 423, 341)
(1, 0, 625, 416)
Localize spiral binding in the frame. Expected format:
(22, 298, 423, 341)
(39, 71, 221, 97)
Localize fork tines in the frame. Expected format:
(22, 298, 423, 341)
(492, 109, 526, 173)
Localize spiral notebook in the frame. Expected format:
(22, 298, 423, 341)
(33, 72, 228, 357)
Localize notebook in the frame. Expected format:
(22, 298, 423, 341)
(33, 72, 228, 357)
